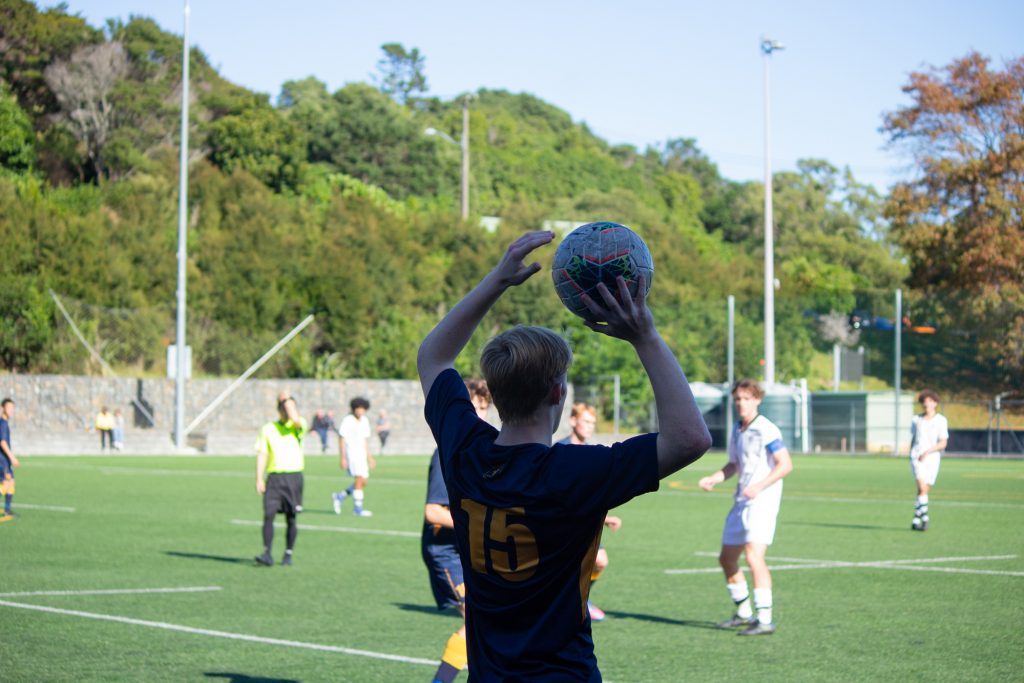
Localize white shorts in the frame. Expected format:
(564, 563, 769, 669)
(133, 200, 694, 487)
(910, 453, 940, 486)
(722, 500, 780, 546)
(347, 453, 370, 479)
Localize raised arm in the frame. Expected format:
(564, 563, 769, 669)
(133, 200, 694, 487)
(582, 277, 712, 478)
(417, 231, 554, 396)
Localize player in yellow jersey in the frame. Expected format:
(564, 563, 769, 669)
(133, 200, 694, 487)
(254, 394, 307, 567)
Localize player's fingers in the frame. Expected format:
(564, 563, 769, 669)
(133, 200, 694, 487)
(580, 292, 608, 318)
(635, 274, 647, 307)
(596, 282, 627, 320)
(614, 276, 636, 316)
(509, 231, 554, 257)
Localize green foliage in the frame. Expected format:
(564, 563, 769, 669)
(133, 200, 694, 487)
(0, 83, 35, 173)
(8, 1, 997, 396)
(374, 42, 428, 105)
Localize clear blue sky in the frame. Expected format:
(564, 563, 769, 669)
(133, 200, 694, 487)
(59, 0, 1022, 191)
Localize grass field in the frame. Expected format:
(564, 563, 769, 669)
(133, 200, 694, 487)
(2, 452, 1022, 682)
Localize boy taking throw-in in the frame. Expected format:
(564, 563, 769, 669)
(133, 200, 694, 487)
(417, 230, 711, 681)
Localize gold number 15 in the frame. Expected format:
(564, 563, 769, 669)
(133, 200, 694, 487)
(461, 499, 539, 582)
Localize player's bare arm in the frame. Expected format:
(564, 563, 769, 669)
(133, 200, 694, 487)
(417, 230, 555, 396)
(0, 439, 17, 468)
(741, 448, 793, 499)
(699, 462, 737, 491)
(425, 503, 455, 529)
(338, 437, 348, 471)
(582, 275, 711, 478)
(255, 449, 267, 494)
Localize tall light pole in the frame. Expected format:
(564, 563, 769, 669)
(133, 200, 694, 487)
(174, 0, 190, 450)
(460, 96, 470, 221)
(425, 95, 472, 220)
(762, 36, 784, 386)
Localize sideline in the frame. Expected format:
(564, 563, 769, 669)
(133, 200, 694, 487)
(0, 599, 437, 667)
(230, 519, 419, 538)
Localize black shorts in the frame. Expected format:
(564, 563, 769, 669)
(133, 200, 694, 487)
(264, 472, 304, 516)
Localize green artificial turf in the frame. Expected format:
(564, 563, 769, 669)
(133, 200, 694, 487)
(1, 453, 1021, 682)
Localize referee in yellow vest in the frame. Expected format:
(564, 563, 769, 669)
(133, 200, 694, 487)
(255, 394, 307, 567)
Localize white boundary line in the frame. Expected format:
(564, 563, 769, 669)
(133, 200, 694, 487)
(230, 519, 419, 538)
(667, 553, 1024, 577)
(0, 586, 221, 598)
(661, 489, 1024, 509)
(0, 599, 437, 667)
(10, 503, 76, 513)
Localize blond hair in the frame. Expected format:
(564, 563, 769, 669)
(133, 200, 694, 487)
(570, 403, 596, 419)
(480, 326, 572, 425)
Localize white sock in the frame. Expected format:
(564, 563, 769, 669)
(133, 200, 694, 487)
(917, 495, 929, 506)
(727, 582, 753, 618)
(753, 588, 773, 625)
(353, 489, 365, 509)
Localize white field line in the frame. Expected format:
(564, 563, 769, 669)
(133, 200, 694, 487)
(0, 586, 221, 598)
(31, 462, 424, 486)
(667, 554, 1023, 577)
(661, 489, 1024, 509)
(230, 519, 419, 538)
(0, 599, 436, 667)
(10, 503, 76, 512)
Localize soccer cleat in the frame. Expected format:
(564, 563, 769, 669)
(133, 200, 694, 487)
(254, 552, 274, 567)
(332, 492, 344, 514)
(281, 553, 293, 566)
(911, 516, 925, 531)
(0, 514, 14, 523)
(587, 601, 606, 622)
(718, 614, 757, 629)
(353, 508, 373, 517)
(738, 621, 776, 636)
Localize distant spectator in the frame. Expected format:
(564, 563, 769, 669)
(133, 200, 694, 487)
(311, 409, 332, 453)
(113, 408, 125, 451)
(96, 407, 115, 452)
(376, 409, 392, 453)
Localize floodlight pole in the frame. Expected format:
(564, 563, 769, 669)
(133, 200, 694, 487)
(174, 0, 191, 450)
(461, 96, 470, 221)
(726, 295, 735, 449)
(762, 37, 784, 387)
(894, 288, 902, 456)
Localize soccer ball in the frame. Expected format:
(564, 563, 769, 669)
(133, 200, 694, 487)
(551, 221, 654, 323)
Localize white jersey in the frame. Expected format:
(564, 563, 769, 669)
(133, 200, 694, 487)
(910, 413, 949, 459)
(729, 414, 786, 507)
(340, 414, 372, 459)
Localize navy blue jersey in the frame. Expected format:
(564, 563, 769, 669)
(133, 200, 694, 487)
(423, 449, 457, 547)
(425, 369, 659, 682)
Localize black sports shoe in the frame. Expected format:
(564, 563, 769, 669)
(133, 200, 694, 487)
(718, 614, 757, 629)
(281, 553, 293, 566)
(254, 552, 273, 566)
(738, 621, 776, 636)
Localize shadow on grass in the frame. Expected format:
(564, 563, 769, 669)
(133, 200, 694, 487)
(164, 550, 251, 564)
(602, 611, 722, 630)
(204, 674, 299, 683)
(393, 602, 461, 619)
(787, 521, 895, 531)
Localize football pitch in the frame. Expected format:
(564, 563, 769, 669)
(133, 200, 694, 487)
(2, 453, 1022, 682)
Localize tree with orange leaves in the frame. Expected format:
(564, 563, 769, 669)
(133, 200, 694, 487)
(883, 52, 1024, 390)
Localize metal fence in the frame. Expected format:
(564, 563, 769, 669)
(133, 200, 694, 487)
(574, 383, 1024, 456)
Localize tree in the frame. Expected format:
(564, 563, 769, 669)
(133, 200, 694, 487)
(373, 42, 428, 105)
(0, 84, 35, 172)
(44, 41, 129, 180)
(883, 52, 1024, 389)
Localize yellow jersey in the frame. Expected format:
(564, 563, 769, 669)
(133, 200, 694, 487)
(256, 418, 308, 474)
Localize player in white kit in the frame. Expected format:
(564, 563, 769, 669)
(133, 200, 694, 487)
(699, 379, 793, 636)
(909, 389, 948, 532)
